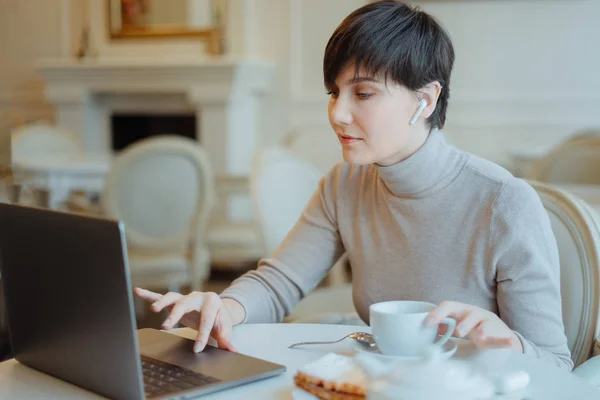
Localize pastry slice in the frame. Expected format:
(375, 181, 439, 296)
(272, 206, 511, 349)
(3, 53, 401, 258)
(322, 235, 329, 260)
(293, 353, 367, 399)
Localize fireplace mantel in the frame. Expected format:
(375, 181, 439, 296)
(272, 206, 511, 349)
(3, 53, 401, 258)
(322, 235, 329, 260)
(36, 57, 277, 264)
(37, 57, 275, 172)
(37, 57, 275, 104)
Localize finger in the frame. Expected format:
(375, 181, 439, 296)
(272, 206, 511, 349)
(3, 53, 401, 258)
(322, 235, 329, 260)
(470, 330, 511, 349)
(424, 301, 470, 328)
(212, 310, 237, 352)
(151, 292, 184, 313)
(437, 324, 449, 336)
(215, 336, 237, 352)
(478, 337, 513, 349)
(133, 287, 162, 303)
(467, 322, 486, 344)
(194, 295, 220, 353)
(455, 311, 485, 338)
(163, 295, 205, 331)
(467, 324, 513, 349)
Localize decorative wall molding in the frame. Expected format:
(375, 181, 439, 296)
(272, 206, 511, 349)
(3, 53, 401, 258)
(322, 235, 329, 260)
(37, 58, 275, 105)
(448, 98, 600, 128)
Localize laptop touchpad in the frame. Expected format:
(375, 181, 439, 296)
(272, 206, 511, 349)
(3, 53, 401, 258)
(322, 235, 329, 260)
(137, 329, 283, 381)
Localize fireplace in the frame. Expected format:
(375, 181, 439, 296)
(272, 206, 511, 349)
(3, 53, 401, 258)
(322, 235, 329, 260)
(111, 113, 197, 151)
(37, 58, 275, 263)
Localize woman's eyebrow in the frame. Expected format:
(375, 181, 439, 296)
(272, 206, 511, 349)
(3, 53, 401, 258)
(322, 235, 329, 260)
(347, 77, 379, 84)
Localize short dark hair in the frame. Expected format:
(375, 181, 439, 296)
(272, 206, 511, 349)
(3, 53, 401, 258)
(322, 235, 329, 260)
(323, 1, 455, 129)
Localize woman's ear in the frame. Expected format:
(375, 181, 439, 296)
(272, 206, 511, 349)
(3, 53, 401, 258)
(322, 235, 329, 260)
(417, 81, 443, 119)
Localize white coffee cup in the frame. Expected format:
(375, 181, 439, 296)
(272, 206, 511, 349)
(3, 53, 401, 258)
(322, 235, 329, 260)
(369, 301, 456, 357)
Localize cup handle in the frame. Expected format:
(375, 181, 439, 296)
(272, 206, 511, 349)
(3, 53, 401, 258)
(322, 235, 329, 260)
(433, 317, 456, 347)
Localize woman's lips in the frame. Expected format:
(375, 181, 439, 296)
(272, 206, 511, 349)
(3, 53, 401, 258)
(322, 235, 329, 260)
(338, 134, 362, 145)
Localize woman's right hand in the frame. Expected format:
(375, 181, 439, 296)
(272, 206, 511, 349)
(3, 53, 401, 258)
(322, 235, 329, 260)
(134, 288, 238, 353)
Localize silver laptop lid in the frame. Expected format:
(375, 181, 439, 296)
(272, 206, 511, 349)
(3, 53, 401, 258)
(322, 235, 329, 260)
(0, 203, 145, 400)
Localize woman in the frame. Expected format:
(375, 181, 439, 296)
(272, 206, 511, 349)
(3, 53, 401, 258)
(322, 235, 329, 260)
(135, 1, 572, 370)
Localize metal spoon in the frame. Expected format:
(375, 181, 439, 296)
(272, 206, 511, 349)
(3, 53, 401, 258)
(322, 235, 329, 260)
(288, 332, 376, 349)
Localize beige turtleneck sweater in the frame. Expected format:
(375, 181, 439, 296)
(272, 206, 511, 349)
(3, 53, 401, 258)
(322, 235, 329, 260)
(220, 129, 573, 370)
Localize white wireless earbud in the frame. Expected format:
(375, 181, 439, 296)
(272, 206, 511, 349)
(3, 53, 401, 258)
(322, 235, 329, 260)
(409, 98, 428, 125)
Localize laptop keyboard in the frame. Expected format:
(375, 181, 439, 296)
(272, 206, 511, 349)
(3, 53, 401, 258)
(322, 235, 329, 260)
(141, 355, 221, 398)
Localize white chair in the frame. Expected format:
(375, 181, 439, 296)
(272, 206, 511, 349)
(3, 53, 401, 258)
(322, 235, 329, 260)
(282, 130, 343, 174)
(102, 136, 216, 292)
(527, 136, 600, 184)
(10, 122, 83, 207)
(10, 121, 82, 163)
(250, 145, 349, 286)
(528, 181, 600, 386)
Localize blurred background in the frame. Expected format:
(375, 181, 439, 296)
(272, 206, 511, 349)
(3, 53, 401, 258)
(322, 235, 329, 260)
(1, 0, 599, 362)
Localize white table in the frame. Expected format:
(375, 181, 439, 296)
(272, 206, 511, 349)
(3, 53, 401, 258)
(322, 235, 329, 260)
(11, 154, 112, 208)
(0, 324, 598, 399)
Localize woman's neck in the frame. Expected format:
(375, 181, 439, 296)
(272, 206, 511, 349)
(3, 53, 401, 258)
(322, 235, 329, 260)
(376, 124, 431, 167)
(374, 129, 466, 197)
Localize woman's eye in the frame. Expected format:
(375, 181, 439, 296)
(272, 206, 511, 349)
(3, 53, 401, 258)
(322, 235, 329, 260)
(356, 92, 374, 99)
(327, 91, 339, 98)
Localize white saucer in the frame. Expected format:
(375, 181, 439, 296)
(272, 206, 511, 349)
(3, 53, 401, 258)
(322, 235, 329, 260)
(355, 339, 458, 361)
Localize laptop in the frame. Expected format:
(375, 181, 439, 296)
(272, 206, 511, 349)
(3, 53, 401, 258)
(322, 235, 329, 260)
(0, 203, 286, 399)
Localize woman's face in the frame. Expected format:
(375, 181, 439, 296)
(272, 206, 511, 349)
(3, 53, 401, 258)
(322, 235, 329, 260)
(327, 65, 431, 166)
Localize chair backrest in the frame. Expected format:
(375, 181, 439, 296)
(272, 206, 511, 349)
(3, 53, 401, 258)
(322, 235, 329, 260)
(528, 136, 600, 184)
(250, 146, 324, 255)
(528, 180, 600, 367)
(282, 130, 342, 174)
(560, 128, 600, 142)
(10, 122, 82, 162)
(102, 136, 215, 253)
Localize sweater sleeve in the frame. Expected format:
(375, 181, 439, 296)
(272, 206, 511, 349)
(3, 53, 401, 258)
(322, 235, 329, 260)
(219, 165, 345, 324)
(490, 179, 573, 371)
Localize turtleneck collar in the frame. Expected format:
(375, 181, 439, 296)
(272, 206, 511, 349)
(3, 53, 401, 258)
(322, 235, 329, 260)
(375, 129, 466, 198)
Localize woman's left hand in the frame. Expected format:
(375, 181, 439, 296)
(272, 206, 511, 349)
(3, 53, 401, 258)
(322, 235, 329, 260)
(423, 301, 524, 353)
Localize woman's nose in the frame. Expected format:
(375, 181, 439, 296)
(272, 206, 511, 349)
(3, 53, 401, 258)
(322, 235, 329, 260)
(330, 98, 353, 126)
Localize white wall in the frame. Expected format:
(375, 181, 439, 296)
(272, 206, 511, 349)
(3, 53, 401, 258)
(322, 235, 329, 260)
(0, 0, 237, 164)
(415, 0, 600, 167)
(0, 0, 65, 164)
(250, 0, 600, 170)
(2, 0, 599, 170)
(250, 0, 365, 171)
